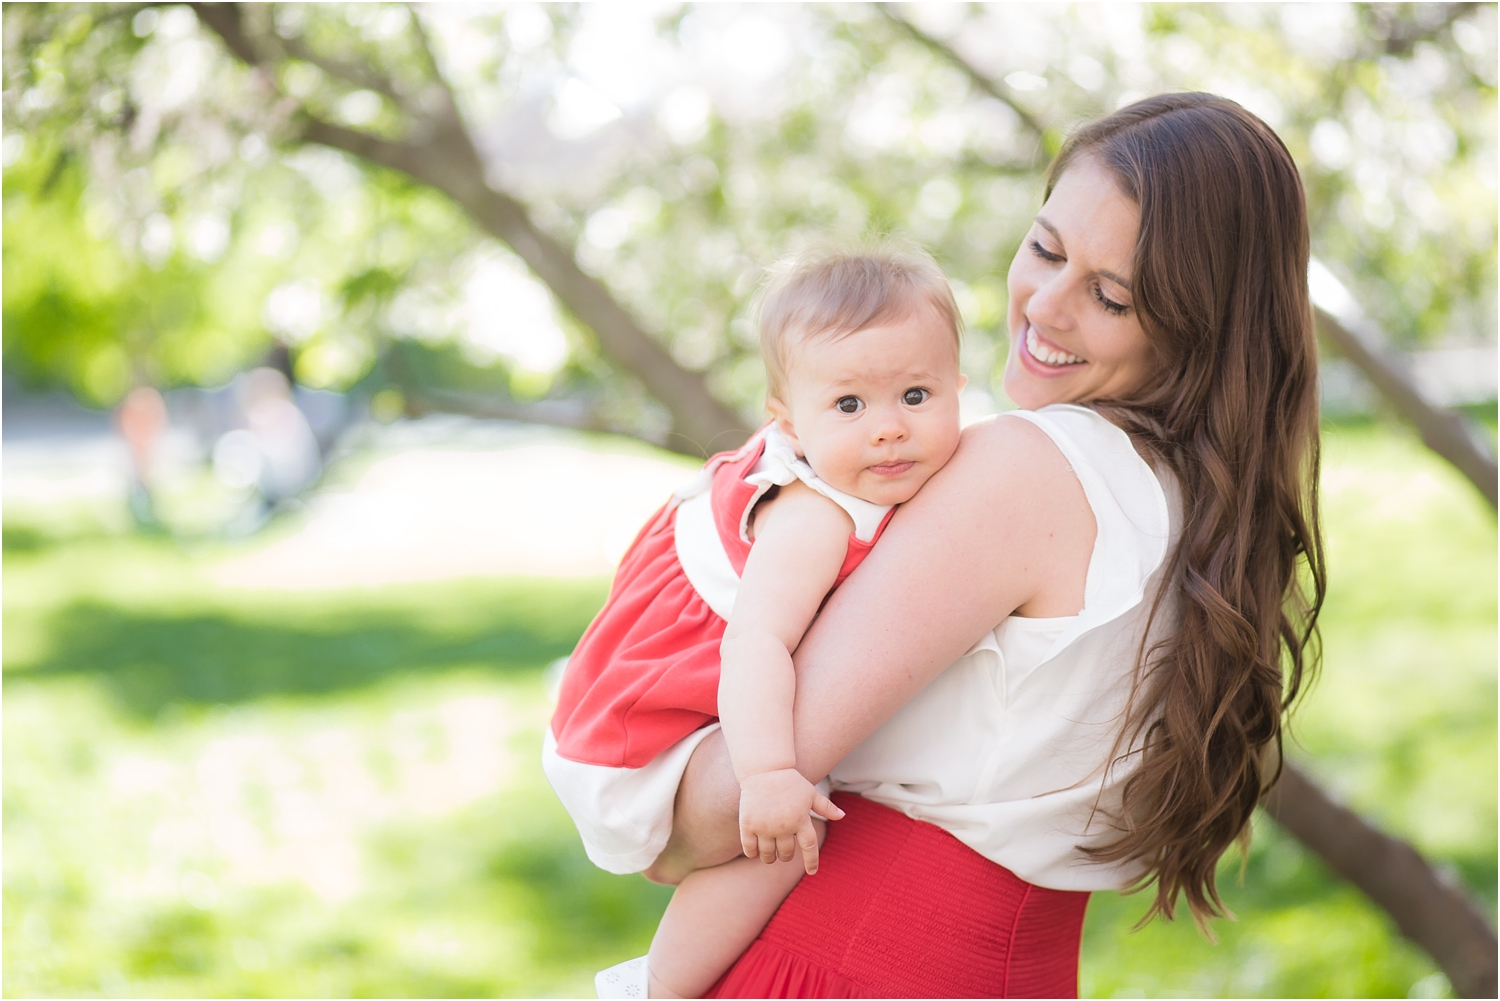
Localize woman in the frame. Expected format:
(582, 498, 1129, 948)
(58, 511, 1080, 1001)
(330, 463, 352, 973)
(645, 92, 1325, 999)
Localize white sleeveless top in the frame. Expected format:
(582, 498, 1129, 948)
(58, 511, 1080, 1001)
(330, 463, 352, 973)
(828, 404, 1177, 891)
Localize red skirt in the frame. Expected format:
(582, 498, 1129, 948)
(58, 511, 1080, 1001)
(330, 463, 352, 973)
(706, 794, 1089, 999)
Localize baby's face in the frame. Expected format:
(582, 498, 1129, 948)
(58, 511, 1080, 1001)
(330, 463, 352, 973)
(768, 306, 966, 507)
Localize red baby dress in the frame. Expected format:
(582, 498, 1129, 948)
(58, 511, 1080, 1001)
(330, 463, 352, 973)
(543, 425, 894, 873)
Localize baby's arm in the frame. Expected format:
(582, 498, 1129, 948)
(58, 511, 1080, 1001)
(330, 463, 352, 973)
(719, 480, 849, 874)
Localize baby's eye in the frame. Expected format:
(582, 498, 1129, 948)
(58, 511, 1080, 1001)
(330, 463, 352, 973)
(902, 387, 930, 406)
(836, 396, 863, 414)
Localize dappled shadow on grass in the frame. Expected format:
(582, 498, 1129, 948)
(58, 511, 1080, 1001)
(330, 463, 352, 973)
(5, 578, 609, 718)
(83, 793, 672, 999)
(3, 523, 52, 554)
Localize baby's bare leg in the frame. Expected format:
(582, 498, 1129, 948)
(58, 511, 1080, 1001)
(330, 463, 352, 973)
(644, 730, 743, 886)
(647, 822, 824, 999)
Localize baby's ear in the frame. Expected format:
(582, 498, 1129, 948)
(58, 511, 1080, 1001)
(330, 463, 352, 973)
(765, 397, 801, 451)
(956, 373, 969, 392)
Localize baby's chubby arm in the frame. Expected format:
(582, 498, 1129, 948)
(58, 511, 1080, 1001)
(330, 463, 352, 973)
(719, 479, 849, 874)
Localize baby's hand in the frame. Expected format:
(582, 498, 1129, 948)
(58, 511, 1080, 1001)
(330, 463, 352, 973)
(738, 768, 845, 874)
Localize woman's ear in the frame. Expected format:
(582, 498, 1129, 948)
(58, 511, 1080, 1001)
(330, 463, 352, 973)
(765, 397, 801, 452)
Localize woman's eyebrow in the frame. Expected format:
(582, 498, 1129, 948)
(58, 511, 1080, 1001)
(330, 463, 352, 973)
(1034, 215, 1133, 290)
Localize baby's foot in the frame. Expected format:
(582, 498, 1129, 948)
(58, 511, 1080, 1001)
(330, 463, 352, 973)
(595, 955, 648, 999)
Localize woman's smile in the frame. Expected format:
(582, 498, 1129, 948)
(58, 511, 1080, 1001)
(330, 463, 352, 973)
(1021, 324, 1086, 370)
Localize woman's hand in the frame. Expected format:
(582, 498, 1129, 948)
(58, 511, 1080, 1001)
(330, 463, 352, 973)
(738, 768, 845, 873)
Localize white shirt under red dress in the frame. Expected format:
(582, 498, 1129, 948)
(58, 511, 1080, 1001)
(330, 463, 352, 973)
(544, 425, 893, 874)
(546, 406, 1176, 892)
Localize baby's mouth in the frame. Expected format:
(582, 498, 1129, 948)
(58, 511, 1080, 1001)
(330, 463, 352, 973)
(1025, 327, 1086, 367)
(868, 460, 915, 477)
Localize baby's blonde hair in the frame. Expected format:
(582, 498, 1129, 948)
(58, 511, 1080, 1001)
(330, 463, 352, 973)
(754, 241, 964, 401)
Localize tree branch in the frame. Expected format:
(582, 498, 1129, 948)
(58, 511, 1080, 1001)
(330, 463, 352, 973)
(1365, 3, 1472, 57)
(402, 5, 467, 133)
(1316, 305, 1497, 509)
(279, 36, 407, 108)
(192, 1, 749, 456)
(186, 2, 263, 66)
(1264, 764, 1498, 998)
(298, 116, 749, 455)
(403, 6, 449, 97)
(298, 116, 431, 177)
(876, 3, 1052, 153)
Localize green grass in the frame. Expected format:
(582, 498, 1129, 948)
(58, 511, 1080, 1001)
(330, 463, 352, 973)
(3, 420, 1494, 997)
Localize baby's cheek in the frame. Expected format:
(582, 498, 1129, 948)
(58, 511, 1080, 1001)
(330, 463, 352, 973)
(819, 448, 866, 493)
(928, 425, 963, 470)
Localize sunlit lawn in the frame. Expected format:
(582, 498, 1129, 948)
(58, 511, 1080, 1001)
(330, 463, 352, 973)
(4, 419, 1494, 998)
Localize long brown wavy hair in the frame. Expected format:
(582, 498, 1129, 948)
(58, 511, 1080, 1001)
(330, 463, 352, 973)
(1055, 94, 1326, 925)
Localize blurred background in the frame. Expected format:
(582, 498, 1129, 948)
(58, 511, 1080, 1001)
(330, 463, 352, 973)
(3, 3, 1495, 997)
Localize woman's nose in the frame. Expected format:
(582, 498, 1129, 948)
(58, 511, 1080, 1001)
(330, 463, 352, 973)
(1025, 270, 1073, 334)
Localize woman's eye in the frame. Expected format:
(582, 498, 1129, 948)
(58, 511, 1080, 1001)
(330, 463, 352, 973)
(836, 396, 863, 414)
(1029, 238, 1063, 263)
(902, 387, 930, 406)
(1092, 284, 1129, 316)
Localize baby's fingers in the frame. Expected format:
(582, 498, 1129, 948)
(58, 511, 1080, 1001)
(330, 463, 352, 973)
(811, 791, 845, 822)
(797, 818, 821, 875)
(776, 834, 798, 864)
(759, 836, 779, 865)
(741, 829, 759, 862)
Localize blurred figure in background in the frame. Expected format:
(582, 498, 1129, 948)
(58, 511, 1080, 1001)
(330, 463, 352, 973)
(116, 384, 168, 529)
(211, 367, 323, 532)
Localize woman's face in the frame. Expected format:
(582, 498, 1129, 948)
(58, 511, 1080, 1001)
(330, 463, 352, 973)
(1003, 156, 1156, 410)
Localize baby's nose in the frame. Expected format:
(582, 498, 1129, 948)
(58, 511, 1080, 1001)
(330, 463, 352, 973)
(871, 412, 909, 443)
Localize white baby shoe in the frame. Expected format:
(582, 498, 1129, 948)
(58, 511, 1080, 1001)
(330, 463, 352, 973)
(595, 955, 649, 999)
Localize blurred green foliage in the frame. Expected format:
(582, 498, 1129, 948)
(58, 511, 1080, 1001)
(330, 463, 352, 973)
(3, 3, 1495, 438)
(3, 420, 1493, 998)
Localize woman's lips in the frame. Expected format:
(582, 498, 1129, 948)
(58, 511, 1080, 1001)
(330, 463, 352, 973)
(1025, 327, 1085, 367)
(867, 460, 915, 477)
(1017, 324, 1086, 377)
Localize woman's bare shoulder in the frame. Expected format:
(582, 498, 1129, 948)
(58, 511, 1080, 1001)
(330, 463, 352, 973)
(896, 413, 1095, 617)
(937, 413, 1088, 511)
(960, 411, 1064, 454)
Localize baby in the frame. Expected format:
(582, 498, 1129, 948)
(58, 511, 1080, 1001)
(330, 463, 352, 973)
(544, 244, 967, 998)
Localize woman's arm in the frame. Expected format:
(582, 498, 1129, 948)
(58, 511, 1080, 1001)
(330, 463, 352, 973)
(645, 416, 1095, 883)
